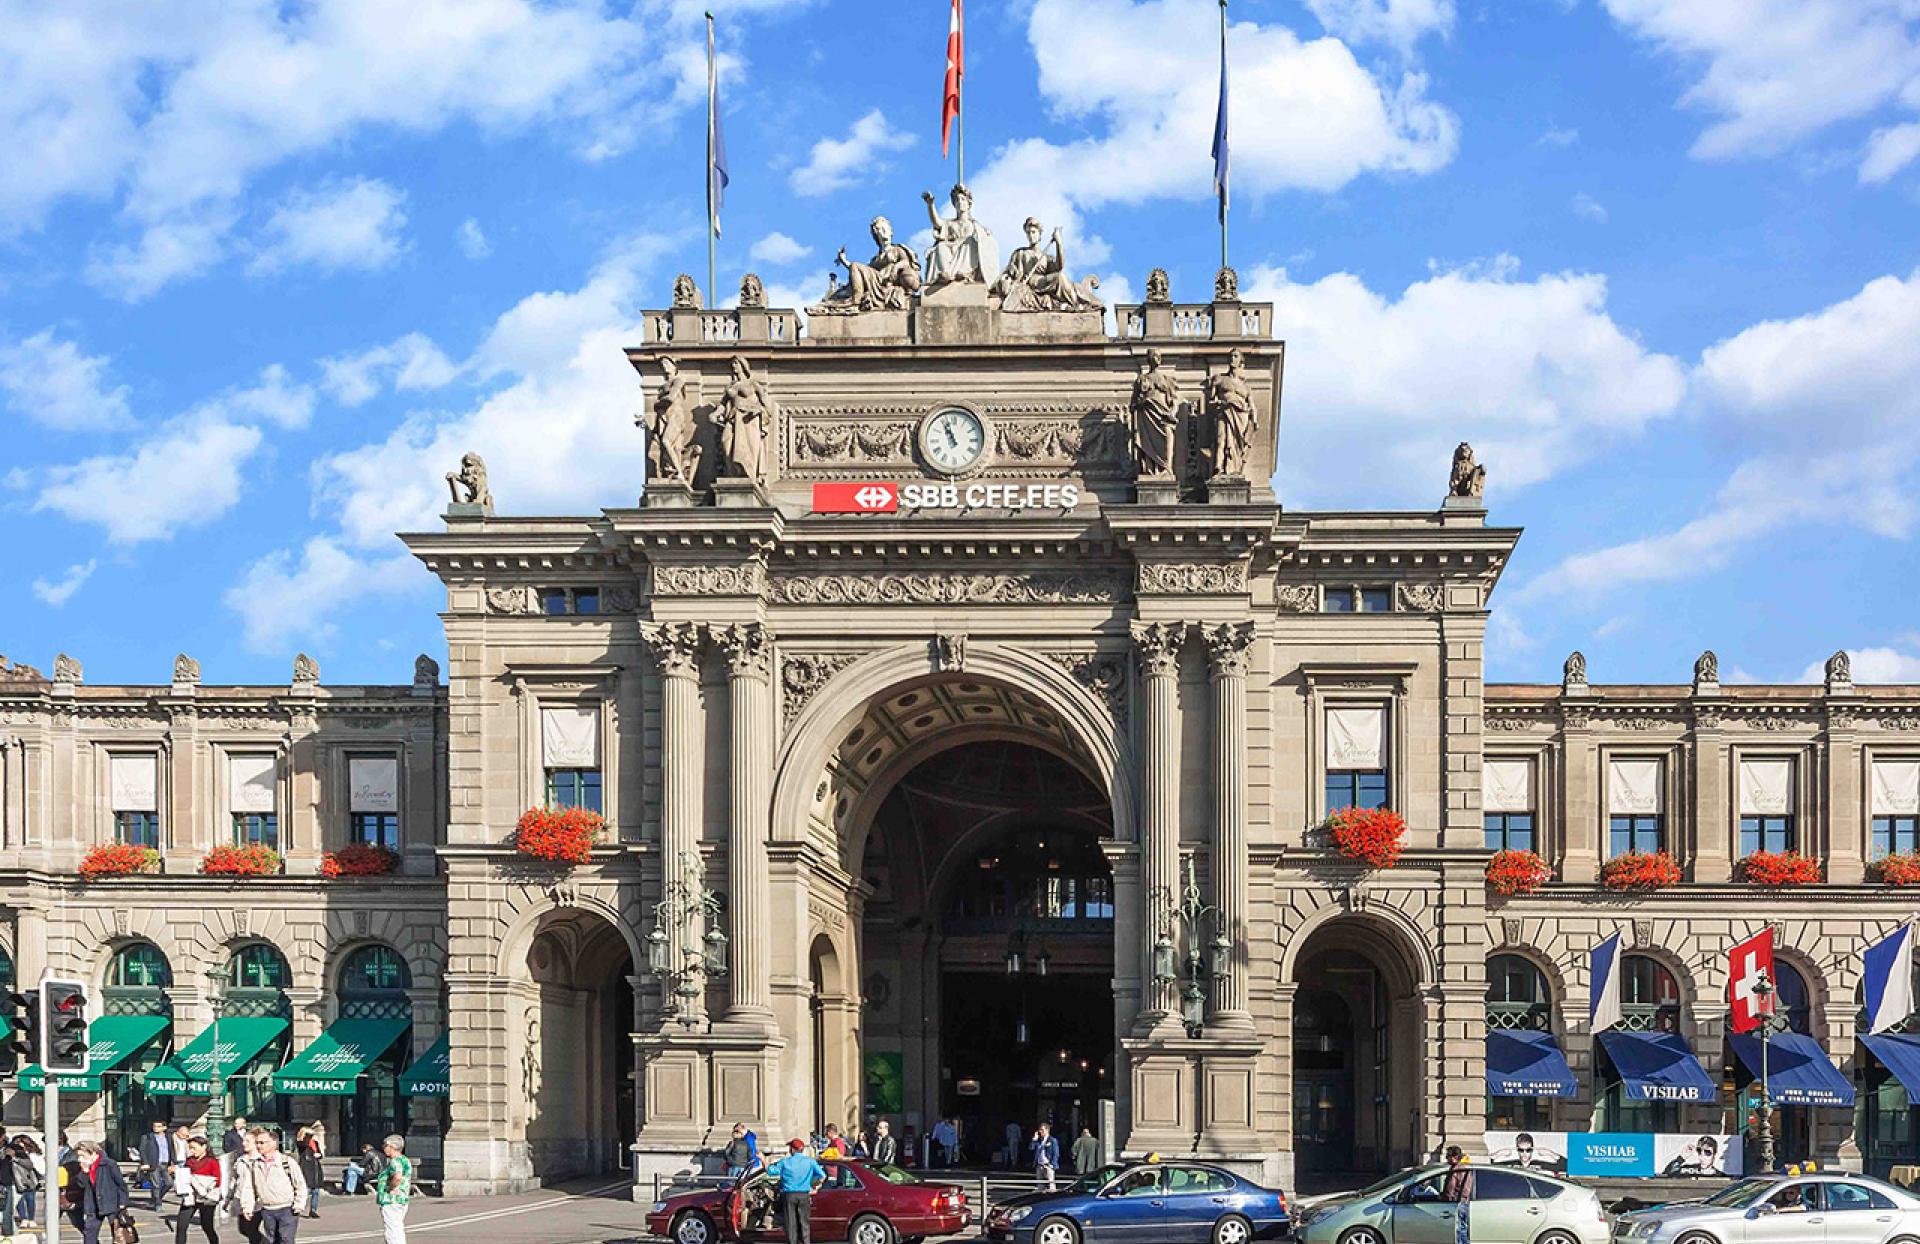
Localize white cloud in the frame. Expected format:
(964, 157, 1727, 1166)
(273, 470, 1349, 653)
(1242, 259, 1687, 506)
(225, 363, 318, 430)
(1538, 126, 1580, 147)
(1797, 646, 1920, 684)
(34, 413, 264, 543)
(84, 213, 231, 303)
(1305, 0, 1454, 54)
(749, 231, 812, 266)
(31, 560, 98, 608)
(1862, 121, 1920, 183)
(1570, 191, 1608, 223)
(320, 334, 461, 407)
(790, 110, 915, 197)
(249, 178, 408, 276)
(456, 217, 492, 259)
(224, 537, 420, 655)
(0, 330, 131, 430)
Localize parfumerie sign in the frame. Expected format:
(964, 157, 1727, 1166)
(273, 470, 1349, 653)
(813, 481, 1082, 514)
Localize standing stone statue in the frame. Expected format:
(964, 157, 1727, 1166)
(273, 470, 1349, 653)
(1449, 442, 1487, 499)
(1206, 348, 1256, 479)
(739, 272, 767, 309)
(921, 184, 999, 286)
(1130, 348, 1182, 477)
(717, 356, 777, 484)
(644, 356, 703, 486)
(1145, 267, 1171, 304)
(446, 452, 494, 513)
(991, 218, 1102, 311)
(813, 217, 920, 314)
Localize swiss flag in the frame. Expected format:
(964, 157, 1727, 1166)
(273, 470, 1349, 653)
(941, 0, 963, 157)
(813, 482, 899, 513)
(1728, 927, 1776, 1034)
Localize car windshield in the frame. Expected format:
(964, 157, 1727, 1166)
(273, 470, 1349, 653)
(1359, 1169, 1437, 1198)
(1073, 1164, 1128, 1191)
(863, 1164, 918, 1185)
(1702, 1179, 1777, 1208)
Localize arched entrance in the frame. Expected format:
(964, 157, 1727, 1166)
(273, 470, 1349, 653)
(1291, 917, 1427, 1178)
(515, 907, 634, 1180)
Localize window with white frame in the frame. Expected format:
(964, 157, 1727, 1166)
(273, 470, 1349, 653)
(348, 755, 401, 850)
(109, 754, 160, 848)
(228, 754, 278, 849)
(1607, 757, 1665, 857)
(1737, 757, 1796, 856)
(541, 706, 602, 813)
(1325, 705, 1389, 813)
(1483, 758, 1535, 851)
(1872, 759, 1920, 859)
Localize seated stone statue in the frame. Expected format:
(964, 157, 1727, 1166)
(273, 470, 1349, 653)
(812, 216, 920, 314)
(922, 184, 998, 286)
(992, 217, 1102, 311)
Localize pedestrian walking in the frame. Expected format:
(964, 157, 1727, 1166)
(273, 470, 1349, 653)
(173, 1135, 223, 1244)
(1071, 1127, 1099, 1174)
(222, 1118, 249, 1157)
(770, 1139, 825, 1244)
(375, 1134, 413, 1244)
(1029, 1124, 1059, 1191)
(1002, 1120, 1021, 1167)
(932, 1117, 960, 1168)
(870, 1121, 898, 1166)
(66, 1139, 132, 1244)
(816, 1124, 844, 1158)
(294, 1127, 324, 1218)
(235, 1127, 311, 1244)
(1442, 1145, 1475, 1244)
(723, 1123, 760, 1178)
(0, 1132, 17, 1237)
(225, 1128, 262, 1244)
(140, 1118, 174, 1210)
(16, 1133, 44, 1228)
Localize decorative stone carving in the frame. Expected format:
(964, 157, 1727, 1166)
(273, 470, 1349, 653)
(652, 561, 765, 597)
(1562, 705, 1591, 729)
(0, 657, 44, 683)
(768, 569, 1127, 606)
(932, 633, 968, 672)
(715, 623, 773, 679)
(1138, 562, 1246, 595)
(922, 184, 998, 286)
(1562, 650, 1588, 689)
(1045, 652, 1128, 727)
(1486, 713, 1541, 732)
(1205, 348, 1256, 479)
(791, 420, 914, 463)
(1276, 583, 1319, 613)
(739, 272, 767, 309)
(641, 621, 704, 677)
(53, 654, 82, 684)
(292, 653, 320, 686)
(1129, 348, 1182, 477)
(1145, 267, 1171, 304)
(644, 356, 703, 487)
(1214, 266, 1240, 302)
(717, 356, 777, 484)
(1826, 649, 1852, 689)
(1130, 620, 1186, 676)
(781, 651, 863, 726)
(485, 585, 540, 615)
(814, 216, 920, 314)
(672, 273, 701, 309)
(1202, 621, 1256, 677)
(1693, 650, 1719, 687)
(603, 586, 642, 613)
(445, 452, 494, 513)
(1396, 582, 1444, 613)
(991, 218, 1102, 311)
(173, 653, 201, 685)
(1449, 442, 1487, 500)
(1502, 917, 1523, 947)
(413, 654, 440, 689)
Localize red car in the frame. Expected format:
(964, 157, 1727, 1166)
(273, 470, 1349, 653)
(645, 1158, 969, 1244)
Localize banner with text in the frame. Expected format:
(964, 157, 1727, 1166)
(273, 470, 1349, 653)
(1484, 1131, 1743, 1179)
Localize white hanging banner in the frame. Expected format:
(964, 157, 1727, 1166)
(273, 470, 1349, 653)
(542, 706, 600, 769)
(229, 754, 278, 814)
(1873, 760, 1920, 816)
(1608, 758, 1664, 815)
(1325, 706, 1387, 770)
(349, 757, 400, 813)
(1737, 759, 1793, 816)
(1483, 758, 1535, 813)
(109, 754, 158, 813)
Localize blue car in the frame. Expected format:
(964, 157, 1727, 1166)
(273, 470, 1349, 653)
(982, 1161, 1291, 1244)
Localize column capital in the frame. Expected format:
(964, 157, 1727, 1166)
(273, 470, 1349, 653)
(1131, 620, 1187, 676)
(1201, 621, 1256, 679)
(642, 621, 706, 677)
(715, 622, 774, 680)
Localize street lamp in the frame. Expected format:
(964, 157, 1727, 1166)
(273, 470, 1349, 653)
(1166, 855, 1234, 1039)
(1751, 971, 1778, 1172)
(644, 851, 728, 1029)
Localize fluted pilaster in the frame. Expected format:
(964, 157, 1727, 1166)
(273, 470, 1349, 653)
(1132, 620, 1186, 1020)
(717, 622, 777, 1028)
(1204, 621, 1254, 1027)
(642, 620, 706, 1019)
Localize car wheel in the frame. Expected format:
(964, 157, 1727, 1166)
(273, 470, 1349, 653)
(1034, 1214, 1082, 1244)
(671, 1210, 716, 1244)
(1212, 1213, 1254, 1244)
(1535, 1232, 1581, 1244)
(850, 1212, 897, 1244)
(1674, 1234, 1721, 1244)
(1336, 1227, 1387, 1244)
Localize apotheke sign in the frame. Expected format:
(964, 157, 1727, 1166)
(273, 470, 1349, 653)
(812, 481, 1081, 514)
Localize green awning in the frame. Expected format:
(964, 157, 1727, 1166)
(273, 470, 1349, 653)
(17, 1014, 170, 1093)
(145, 1017, 289, 1096)
(271, 1018, 409, 1096)
(398, 1032, 449, 1097)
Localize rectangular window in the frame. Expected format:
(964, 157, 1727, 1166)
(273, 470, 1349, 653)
(1484, 758, 1535, 851)
(1737, 758, 1795, 855)
(1485, 812, 1535, 852)
(1321, 589, 1354, 613)
(1325, 704, 1389, 813)
(1609, 815, 1663, 856)
(540, 587, 600, 615)
(109, 753, 160, 845)
(546, 769, 602, 813)
(348, 756, 400, 851)
(1740, 816, 1794, 856)
(1326, 770, 1389, 812)
(232, 813, 279, 849)
(1871, 760, 1920, 858)
(541, 587, 570, 615)
(1606, 757, 1665, 857)
(1357, 586, 1391, 613)
(115, 811, 160, 848)
(350, 812, 400, 850)
(572, 588, 600, 615)
(541, 706, 601, 812)
(1873, 816, 1920, 859)
(228, 753, 277, 848)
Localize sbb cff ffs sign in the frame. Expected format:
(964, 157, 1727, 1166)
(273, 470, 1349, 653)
(812, 481, 1082, 514)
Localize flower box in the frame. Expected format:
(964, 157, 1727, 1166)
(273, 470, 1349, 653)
(322, 843, 400, 878)
(1600, 850, 1682, 891)
(1485, 849, 1551, 896)
(1737, 850, 1823, 887)
(1870, 853, 1920, 886)
(78, 843, 161, 880)
(514, 806, 605, 865)
(1324, 806, 1406, 870)
(200, 844, 282, 877)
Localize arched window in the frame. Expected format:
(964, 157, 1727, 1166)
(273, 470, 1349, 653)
(1772, 960, 1812, 1034)
(222, 944, 292, 1018)
(107, 942, 173, 989)
(0, 946, 14, 992)
(1486, 954, 1552, 1031)
(338, 945, 412, 1021)
(1597, 955, 1684, 1135)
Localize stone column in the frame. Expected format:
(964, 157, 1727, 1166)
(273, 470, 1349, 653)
(1131, 621, 1186, 1024)
(1202, 622, 1255, 1028)
(643, 621, 707, 1021)
(716, 622, 776, 1029)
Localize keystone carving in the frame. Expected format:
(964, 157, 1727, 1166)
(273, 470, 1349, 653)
(933, 633, 969, 673)
(1202, 621, 1256, 678)
(715, 623, 774, 680)
(641, 622, 705, 678)
(1131, 620, 1186, 677)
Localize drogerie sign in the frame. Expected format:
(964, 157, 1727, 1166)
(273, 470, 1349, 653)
(812, 481, 1082, 513)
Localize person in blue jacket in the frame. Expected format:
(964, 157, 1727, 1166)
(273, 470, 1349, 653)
(1029, 1124, 1061, 1191)
(770, 1138, 826, 1244)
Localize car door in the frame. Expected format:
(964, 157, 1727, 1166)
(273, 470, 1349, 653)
(1086, 1167, 1166, 1242)
(1457, 1170, 1539, 1243)
(1818, 1180, 1902, 1244)
(811, 1163, 861, 1241)
(1389, 1173, 1459, 1244)
(1742, 1181, 1825, 1244)
(1158, 1165, 1233, 1243)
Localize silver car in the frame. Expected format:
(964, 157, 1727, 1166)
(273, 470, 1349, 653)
(1295, 1164, 1611, 1244)
(1612, 1173, 1920, 1243)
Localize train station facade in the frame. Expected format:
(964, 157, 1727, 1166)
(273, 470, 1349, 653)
(1, 209, 1917, 1193)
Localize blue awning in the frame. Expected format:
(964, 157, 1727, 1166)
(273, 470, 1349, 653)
(1486, 1029, 1577, 1098)
(1863, 1033, 1920, 1096)
(1728, 1031, 1854, 1107)
(1598, 1030, 1719, 1103)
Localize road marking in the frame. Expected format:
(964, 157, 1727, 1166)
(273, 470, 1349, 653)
(299, 1179, 631, 1242)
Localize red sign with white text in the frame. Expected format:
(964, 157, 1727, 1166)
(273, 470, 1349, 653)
(813, 482, 900, 513)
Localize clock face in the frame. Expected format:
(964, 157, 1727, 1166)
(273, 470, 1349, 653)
(921, 407, 987, 473)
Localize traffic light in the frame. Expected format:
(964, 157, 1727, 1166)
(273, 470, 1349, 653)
(41, 979, 88, 1074)
(0, 991, 33, 1075)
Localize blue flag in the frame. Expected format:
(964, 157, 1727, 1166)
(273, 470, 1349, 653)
(1211, 1, 1229, 225)
(1589, 932, 1622, 1033)
(1865, 922, 1915, 1035)
(707, 14, 728, 238)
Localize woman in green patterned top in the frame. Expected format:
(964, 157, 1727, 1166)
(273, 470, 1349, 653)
(376, 1135, 413, 1243)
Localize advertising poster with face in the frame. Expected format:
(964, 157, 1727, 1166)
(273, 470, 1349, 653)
(1483, 1130, 1570, 1175)
(1483, 1131, 1743, 1178)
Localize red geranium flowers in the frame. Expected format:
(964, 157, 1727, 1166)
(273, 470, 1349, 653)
(514, 806, 605, 865)
(1326, 806, 1407, 870)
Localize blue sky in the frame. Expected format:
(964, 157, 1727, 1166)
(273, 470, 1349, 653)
(3, 0, 1919, 689)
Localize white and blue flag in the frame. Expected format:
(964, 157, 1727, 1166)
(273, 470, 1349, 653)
(1590, 931, 1623, 1033)
(1210, 0, 1229, 225)
(1864, 922, 1916, 1035)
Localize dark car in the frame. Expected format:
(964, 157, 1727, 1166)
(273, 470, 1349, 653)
(983, 1160, 1290, 1244)
(645, 1158, 968, 1244)
(991, 1162, 1131, 1222)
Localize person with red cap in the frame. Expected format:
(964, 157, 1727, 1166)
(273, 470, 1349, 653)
(770, 1138, 826, 1244)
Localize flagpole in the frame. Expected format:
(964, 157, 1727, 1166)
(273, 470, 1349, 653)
(706, 11, 718, 308)
(1218, 0, 1229, 272)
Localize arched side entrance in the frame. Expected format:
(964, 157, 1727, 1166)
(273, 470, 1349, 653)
(514, 907, 635, 1181)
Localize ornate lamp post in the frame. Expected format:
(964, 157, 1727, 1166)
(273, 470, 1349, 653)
(645, 850, 728, 1029)
(1165, 855, 1233, 1038)
(1751, 971, 1778, 1172)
